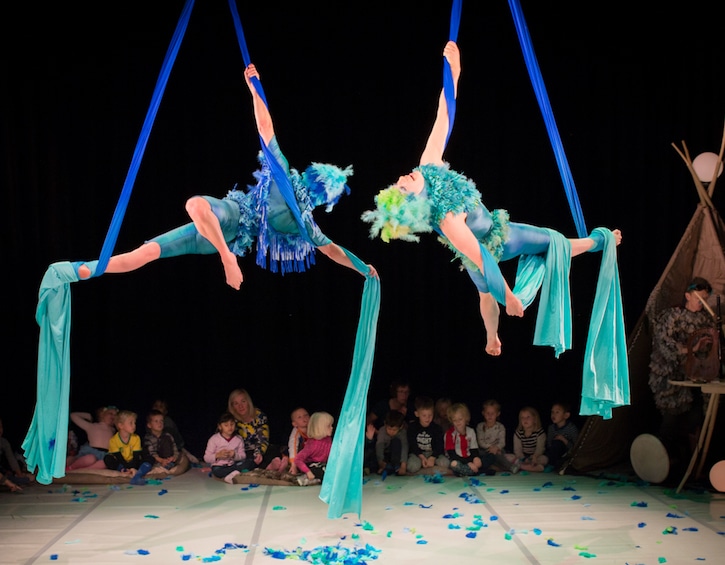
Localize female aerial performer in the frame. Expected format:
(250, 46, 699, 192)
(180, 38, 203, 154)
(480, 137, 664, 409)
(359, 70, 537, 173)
(362, 41, 620, 356)
(74, 63, 378, 285)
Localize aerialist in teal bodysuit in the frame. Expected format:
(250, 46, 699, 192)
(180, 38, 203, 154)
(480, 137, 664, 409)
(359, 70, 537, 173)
(75, 63, 378, 285)
(362, 41, 621, 357)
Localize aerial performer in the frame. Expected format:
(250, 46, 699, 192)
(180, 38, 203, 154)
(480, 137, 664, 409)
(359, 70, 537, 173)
(73, 63, 378, 285)
(26, 60, 379, 486)
(362, 41, 621, 358)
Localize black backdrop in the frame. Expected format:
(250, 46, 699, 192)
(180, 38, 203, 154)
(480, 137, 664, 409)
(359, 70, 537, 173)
(3, 1, 725, 458)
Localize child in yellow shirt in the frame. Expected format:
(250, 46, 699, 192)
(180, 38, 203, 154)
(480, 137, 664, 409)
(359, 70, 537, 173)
(104, 410, 153, 485)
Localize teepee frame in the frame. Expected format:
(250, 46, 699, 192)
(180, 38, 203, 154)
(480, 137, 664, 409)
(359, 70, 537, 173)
(563, 122, 725, 475)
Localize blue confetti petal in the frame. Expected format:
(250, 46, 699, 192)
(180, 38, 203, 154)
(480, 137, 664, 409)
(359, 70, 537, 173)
(547, 539, 561, 547)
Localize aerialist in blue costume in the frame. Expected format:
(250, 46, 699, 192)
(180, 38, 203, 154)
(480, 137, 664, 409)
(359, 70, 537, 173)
(75, 63, 378, 284)
(362, 41, 620, 356)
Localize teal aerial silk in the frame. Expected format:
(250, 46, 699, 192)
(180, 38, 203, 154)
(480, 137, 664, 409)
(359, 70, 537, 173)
(22, 263, 77, 484)
(319, 252, 380, 518)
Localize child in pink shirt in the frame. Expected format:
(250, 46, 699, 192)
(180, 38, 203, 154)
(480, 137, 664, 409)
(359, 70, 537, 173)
(294, 411, 333, 486)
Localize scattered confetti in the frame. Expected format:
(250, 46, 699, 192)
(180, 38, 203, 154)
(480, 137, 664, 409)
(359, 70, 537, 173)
(631, 501, 648, 507)
(272, 506, 286, 511)
(144, 514, 159, 519)
(157, 489, 168, 495)
(547, 539, 561, 547)
(465, 532, 477, 539)
(638, 522, 646, 528)
(263, 543, 381, 563)
(666, 512, 683, 518)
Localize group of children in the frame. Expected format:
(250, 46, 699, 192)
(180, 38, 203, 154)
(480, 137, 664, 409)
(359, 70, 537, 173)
(204, 407, 335, 487)
(367, 396, 580, 478)
(65, 400, 188, 485)
(3, 393, 579, 492)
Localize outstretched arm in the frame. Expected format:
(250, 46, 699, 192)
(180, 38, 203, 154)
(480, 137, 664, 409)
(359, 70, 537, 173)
(419, 41, 461, 167)
(317, 242, 379, 279)
(439, 212, 523, 317)
(244, 64, 274, 146)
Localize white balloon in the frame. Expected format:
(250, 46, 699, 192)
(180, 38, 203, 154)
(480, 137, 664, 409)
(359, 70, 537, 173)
(693, 152, 723, 182)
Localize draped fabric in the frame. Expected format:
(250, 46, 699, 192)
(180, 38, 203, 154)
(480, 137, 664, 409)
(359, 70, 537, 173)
(22, 262, 78, 484)
(530, 230, 572, 357)
(579, 228, 630, 418)
(319, 251, 380, 518)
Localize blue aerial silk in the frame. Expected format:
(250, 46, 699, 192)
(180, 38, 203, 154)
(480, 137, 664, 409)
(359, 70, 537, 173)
(96, 0, 196, 274)
(23, 0, 197, 484)
(507, 0, 587, 238)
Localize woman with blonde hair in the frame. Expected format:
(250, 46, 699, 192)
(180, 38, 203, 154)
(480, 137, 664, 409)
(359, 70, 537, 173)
(227, 388, 286, 470)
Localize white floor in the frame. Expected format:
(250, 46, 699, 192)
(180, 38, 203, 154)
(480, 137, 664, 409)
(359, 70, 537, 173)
(1, 468, 724, 564)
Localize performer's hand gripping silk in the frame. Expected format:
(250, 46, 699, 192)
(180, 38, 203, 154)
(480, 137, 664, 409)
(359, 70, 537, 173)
(362, 41, 619, 356)
(75, 64, 378, 285)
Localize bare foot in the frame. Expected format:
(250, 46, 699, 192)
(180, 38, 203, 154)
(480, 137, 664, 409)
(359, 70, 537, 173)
(505, 291, 524, 317)
(221, 254, 243, 290)
(485, 334, 502, 356)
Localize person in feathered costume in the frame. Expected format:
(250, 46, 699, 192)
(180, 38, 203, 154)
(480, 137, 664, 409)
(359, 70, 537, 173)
(73, 63, 378, 285)
(362, 41, 620, 357)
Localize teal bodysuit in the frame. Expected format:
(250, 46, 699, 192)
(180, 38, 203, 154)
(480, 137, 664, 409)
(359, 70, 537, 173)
(150, 136, 330, 274)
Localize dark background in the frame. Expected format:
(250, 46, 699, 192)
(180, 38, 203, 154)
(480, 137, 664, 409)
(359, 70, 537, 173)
(3, 1, 725, 460)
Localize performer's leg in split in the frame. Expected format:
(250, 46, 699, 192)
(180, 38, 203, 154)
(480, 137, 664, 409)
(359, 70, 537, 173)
(74, 196, 243, 289)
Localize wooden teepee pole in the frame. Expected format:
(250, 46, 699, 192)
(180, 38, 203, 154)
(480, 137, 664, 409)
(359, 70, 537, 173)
(708, 118, 725, 198)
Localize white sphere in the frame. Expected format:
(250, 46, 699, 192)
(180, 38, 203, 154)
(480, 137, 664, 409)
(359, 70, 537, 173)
(693, 152, 723, 182)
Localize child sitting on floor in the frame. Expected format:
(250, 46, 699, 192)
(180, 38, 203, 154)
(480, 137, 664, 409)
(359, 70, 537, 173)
(144, 409, 180, 472)
(406, 396, 449, 474)
(287, 407, 310, 476)
(293, 411, 334, 486)
(104, 410, 154, 485)
(514, 406, 548, 473)
(376, 410, 408, 476)
(204, 412, 253, 484)
(445, 403, 482, 476)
